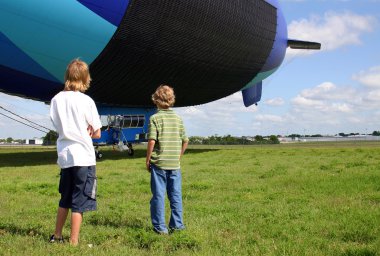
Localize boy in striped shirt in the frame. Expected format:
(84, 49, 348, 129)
(146, 85, 189, 234)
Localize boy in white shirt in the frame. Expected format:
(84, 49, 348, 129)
(49, 59, 102, 246)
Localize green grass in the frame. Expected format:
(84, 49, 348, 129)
(0, 142, 379, 255)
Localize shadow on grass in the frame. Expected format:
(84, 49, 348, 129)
(0, 147, 220, 167)
(0, 150, 57, 167)
(95, 147, 220, 161)
(87, 214, 145, 229)
(341, 248, 378, 256)
(0, 222, 46, 239)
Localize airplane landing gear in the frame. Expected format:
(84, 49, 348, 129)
(127, 143, 134, 156)
(95, 146, 103, 159)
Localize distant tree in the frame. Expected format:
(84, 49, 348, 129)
(254, 135, 264, 142)
(43, 130, 58, 145)
(288, 134, 301, 141)
(268, 135, 280, 144)
(223, 135, 237, 144)
(372, 131, 380, 136)
(6, 137, 13, 143)
(189, 136, 204, 144)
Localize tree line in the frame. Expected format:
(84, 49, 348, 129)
(188, 135, 279, 145)
(3, 130, 380, 146)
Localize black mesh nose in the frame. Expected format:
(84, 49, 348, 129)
(88, 0, 277, 107)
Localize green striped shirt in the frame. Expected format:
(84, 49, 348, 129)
(148, 109, 188, 169)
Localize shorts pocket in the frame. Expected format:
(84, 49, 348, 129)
(84, 169, 97, 200)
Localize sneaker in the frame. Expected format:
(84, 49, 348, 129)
(49, 234, 64, 243)
(169, 227, 185, 234)
(153, 228, 168, 235)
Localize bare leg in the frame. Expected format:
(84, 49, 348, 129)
(54, 207, 69, 238)
(70, 212, 83, 246)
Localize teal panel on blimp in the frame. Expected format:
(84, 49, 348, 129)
(0, 32, 59, 82)
(0, 0, 117, 82)
(242, 68, 278, 90)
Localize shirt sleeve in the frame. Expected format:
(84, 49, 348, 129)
(86, 98, 102, 131)
(49, 98, 58, 131)
(180, 119, 189, 142)
(148, 117, 157, 140)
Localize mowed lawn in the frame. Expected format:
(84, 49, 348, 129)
(0, 142, 379, 255)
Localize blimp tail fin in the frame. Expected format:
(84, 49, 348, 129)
(242, 82, 262, 107)
(287, 39, 321, 50)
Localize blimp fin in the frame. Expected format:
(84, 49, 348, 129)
(242, 82, 262, 107)
(287, 39, 321, 50)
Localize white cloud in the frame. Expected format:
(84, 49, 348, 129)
(364, 89, 380, 102)
(331, 103, 352, 113)
(287, 11, 376, 57)
(291, 81, 358, 113)
(175, 65, 380, 136)
(284, 65, 380, 132)
(265, 97, 285, 106)
(352, 66, 380, 88)
(292, 95, 324, 107)
(243, 65, 380, 135)
(297, 82, 356, 101)
(255, 114, 284, 123)
(176, 92, 259, 136)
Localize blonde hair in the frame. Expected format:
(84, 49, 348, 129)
(64, 58, 91, 92)
(151, 85, 176, 108)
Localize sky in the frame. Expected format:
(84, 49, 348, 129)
(1, 0, 380, 139)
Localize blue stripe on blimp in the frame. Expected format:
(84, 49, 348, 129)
(242, 0, 288, 91)
(0, 32, 59, 83)
(0, 0, 117, 82)
(77, 0, 130, 26)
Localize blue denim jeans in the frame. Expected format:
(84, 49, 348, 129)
(150, 164, 185, 233)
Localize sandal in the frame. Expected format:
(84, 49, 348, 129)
(49, 234, 64, 243)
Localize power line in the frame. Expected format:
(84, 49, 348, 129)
(0, 105, 51, 132)
(0, 112, 49, 133)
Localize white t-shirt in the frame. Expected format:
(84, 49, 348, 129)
(50, 91, 102, 169)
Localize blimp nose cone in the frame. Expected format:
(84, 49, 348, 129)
(88, 0, 278, 107)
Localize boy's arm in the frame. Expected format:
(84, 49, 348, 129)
(180, 140, 188, 159)
(86, 98, 102, 139)
(179, 118, 188, 157)
(92, 128, 101, 139)
(146, 139, 156, 171)
(87, 125, 101, 139)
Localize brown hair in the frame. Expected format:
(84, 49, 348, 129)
(151, 85, 176, 108)
(64, 58, 91, 92)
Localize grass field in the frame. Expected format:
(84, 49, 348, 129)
(0, 142, 379, 255)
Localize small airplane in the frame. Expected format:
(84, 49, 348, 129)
(0, 0, 320, 157)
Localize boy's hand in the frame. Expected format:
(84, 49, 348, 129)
(146, 139, 155, 172)
(87, 125, 94, 137)
(146, 161, 151, 172)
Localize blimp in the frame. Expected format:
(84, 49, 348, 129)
(0, 0, 320, 155)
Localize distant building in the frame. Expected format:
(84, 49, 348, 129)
(26, 138, 43, 145)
